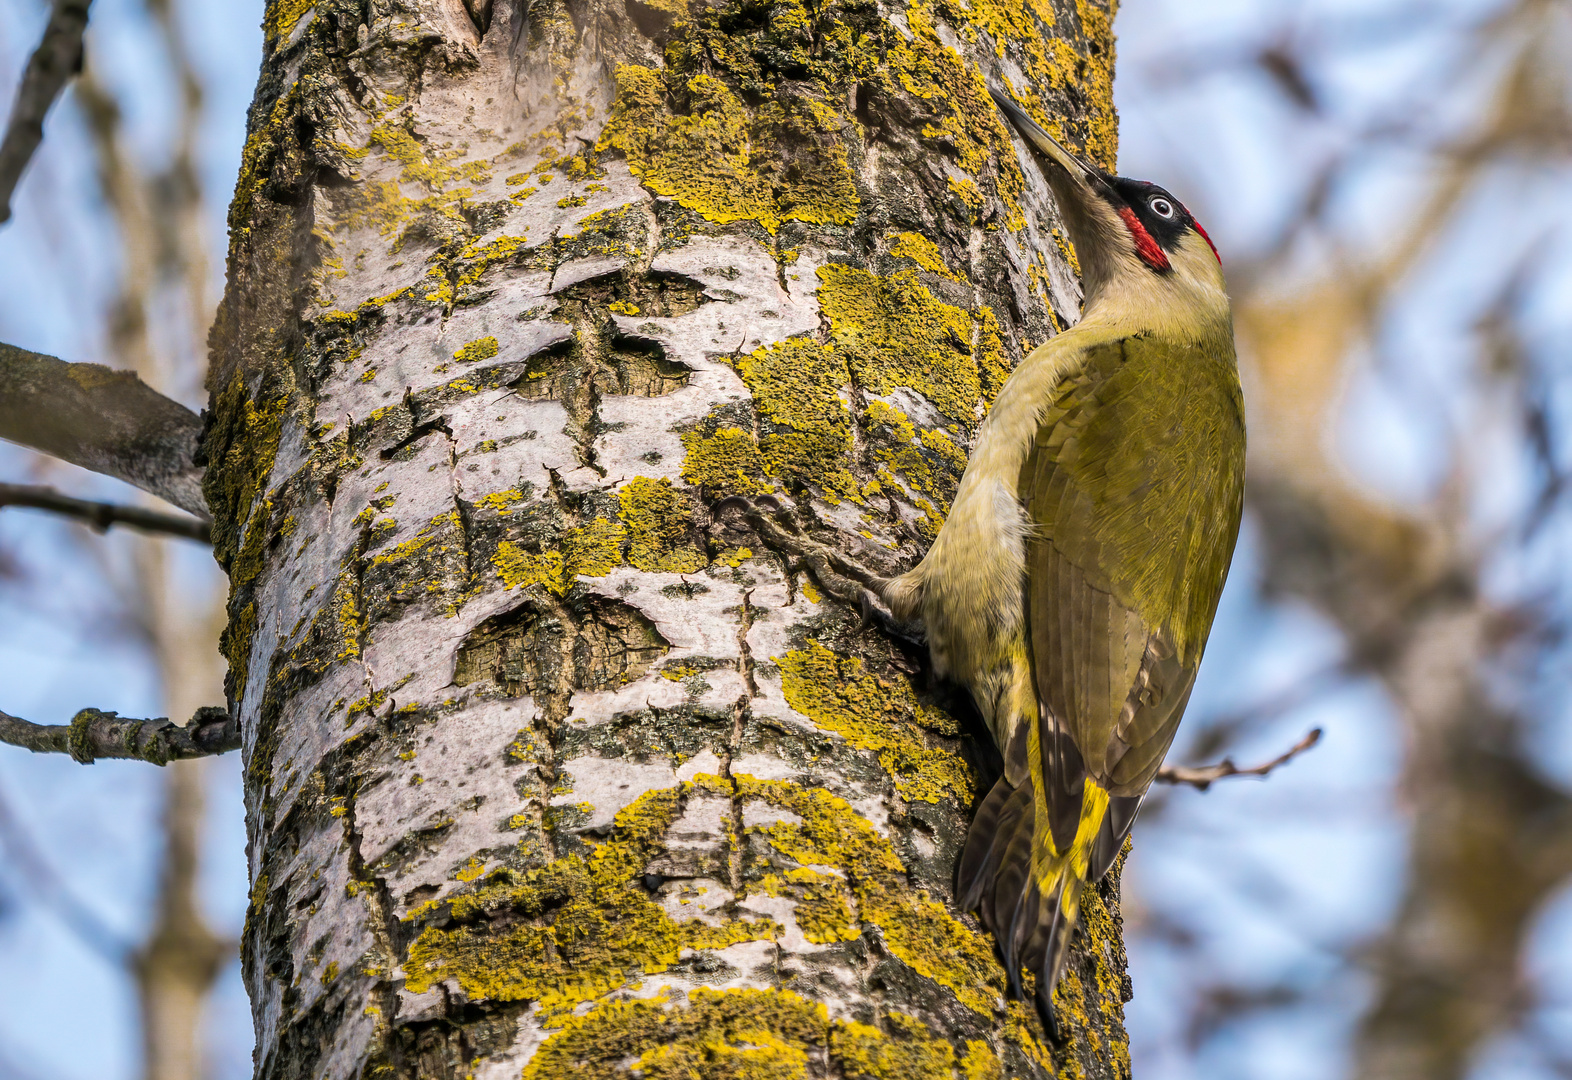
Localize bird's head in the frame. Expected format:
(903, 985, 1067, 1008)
(991, 90, 1228, 332)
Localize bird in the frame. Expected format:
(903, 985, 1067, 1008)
(715, 88, 1245, 1028)
(891, 89, 1245, 1023)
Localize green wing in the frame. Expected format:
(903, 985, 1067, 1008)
(1020, 331, 1245, 859)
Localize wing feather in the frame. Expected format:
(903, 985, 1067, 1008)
(1022, 331, 1245, 818)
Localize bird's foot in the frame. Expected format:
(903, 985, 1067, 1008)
(712, 494, 923, 646)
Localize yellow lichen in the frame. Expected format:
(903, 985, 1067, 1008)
(777, 640, 972, 805)
(333, 113, 492, 248)
(960, 1039, 1005, 1080)
(618, 477, 706, 573)
(599, 65, 858, 234)
(760, 867, 858, 944)
(887, 231, 962, 280)
(220, 602, 258, 701)
(523, 985, 970, 1080)
(816, 264, 980, 426)
(207, 374, 288, 573)
(947, 176, 986, 222)
(229, 89, 295, 242)
(735, 776, 1004, 1016)
(680, 260, 1010, 506)
(973, 305, 1014, 406)
(679, 424, 773, 497)
(454, 336, 500, 364)
(403, 788, 778, 1019)
(494, 518, 626, 594)
(886, 4, 1027, 229)
(370, 511, 459, 567)
(476, 488, 527, 514)
(522, 988, 827, 1080)
(600, 66, 774, 228)
(494, 542, 564, 593)
(831, 1013, 956, 1080)
(735, 337, 858, 501)
(566, 517, 627, 579)
(266, 0, 314, 41)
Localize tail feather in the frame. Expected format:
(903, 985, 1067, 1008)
(983, 791, 1035, 937)
(1088, 793, 1144, 882)
(956, 777, 1014, 910)
(958, 773, 1116, 1029)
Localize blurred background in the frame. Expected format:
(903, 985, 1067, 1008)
(0, 0, 1567, 1078)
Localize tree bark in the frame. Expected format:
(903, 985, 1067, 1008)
(207, 2, 1127, 1077)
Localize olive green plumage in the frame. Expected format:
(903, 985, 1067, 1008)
(882, 92, 1246, 1026)
(1025, 330, 1245, 797)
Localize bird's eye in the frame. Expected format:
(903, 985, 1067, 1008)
(1149, 196, 1176, 219)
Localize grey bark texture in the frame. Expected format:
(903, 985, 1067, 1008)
(206, 2, 1129, 1078)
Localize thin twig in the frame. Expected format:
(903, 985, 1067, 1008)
(0, 705, 237, 765)
(0, 483, 210, 542)
(0, 0, 93, 223)
(1156, 728, 1323, 791)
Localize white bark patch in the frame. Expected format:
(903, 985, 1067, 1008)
(742, 566, 831, 665)
(551, 255, 631, 293)
(557, 677, 695, 728)
(736, 893, 833, 956)
(358, 606, 475, 708)
(729, 754, 808, 782)
(675, 749, 723, 780)
(322, 305, 572, 427)
(396, 984, 448, 1024)
(506, 159, 646, 244)
(850, 795, 893, 837)
(361, 609, 465, 710)
(550, 755, 680, 832)
(741, 803, 802, 829)
(470, 1004, 555, 1080)
(590, 235, 817, 486)
(615, 938, 783, 1008)
(658, 876, 734, 927)
(652, 794, 734, 882)
(449, 393, 598, 496)
(354, 696, 541, 914)
(585, 567, 745, 659)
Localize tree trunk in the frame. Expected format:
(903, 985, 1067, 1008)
(205, 2, 1128, 1077)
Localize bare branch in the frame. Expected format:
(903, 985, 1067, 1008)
(0, 344, 206, 516)
(0, 0, 93, 223)
(0, 482, 210, 542)
(1157, 728, 1323, 791)
(0, 705, 237, 765)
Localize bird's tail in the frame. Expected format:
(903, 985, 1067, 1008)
(957, 735, 1140, 1024)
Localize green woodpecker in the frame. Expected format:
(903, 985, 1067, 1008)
(878, 90, 1247, 1019)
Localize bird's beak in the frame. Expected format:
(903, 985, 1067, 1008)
(988, 89, 1098, 188)
(990, 87, 1131, 296)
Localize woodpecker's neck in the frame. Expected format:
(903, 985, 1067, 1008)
(1079, 229, 1232, 345)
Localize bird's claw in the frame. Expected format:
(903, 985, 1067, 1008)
(711, 494, 903, 622)
(712, 492, 795, 533)
(858, 589, 925, 649)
